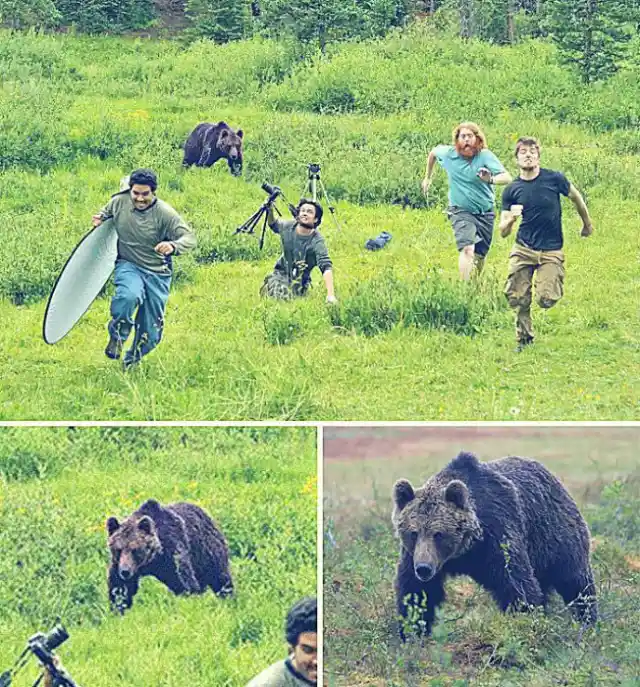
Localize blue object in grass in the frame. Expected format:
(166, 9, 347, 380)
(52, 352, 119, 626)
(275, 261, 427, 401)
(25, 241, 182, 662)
(365, 231, 392, 251)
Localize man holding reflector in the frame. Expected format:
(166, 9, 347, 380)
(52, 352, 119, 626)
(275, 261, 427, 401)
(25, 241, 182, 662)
(92, 168, 196, 370)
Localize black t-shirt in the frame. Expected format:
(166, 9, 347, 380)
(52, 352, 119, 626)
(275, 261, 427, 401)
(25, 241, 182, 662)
(501, 168, 571, 250)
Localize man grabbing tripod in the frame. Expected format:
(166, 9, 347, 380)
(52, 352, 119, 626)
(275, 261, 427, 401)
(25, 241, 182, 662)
(260, 195, 337, 304)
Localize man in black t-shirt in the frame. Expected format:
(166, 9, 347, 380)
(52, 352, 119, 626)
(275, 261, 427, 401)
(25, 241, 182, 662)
(499, 137, 594, 350)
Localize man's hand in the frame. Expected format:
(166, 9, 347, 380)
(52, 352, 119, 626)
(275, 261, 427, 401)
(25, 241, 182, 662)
(92, 215, 103, 227)
(477, 167, 493, 184)
(581, 223, 593, 237)
(326, 295, 338, 305)
(154, 242, 175, 256)
(421, 177, 432, 196)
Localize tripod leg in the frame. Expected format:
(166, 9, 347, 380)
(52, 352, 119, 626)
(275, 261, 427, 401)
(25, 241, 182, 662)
(235, 204, 267, 235)
(318, 178, 342, 232)
(259, 211, 270, 250)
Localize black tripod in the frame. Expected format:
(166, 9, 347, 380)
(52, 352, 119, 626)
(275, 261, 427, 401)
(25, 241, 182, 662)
(301, 163, 342, 232)
(233, 184, 286, 250)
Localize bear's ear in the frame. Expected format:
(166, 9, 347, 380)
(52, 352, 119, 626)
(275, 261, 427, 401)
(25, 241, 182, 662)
(444, 480, 469, 509)
(137, 516, 155, 535)
(393, 479, 415, 512)
(237, 129, 244, 139)
(219, 129, 230, 139)
(106, 517, 120, 536)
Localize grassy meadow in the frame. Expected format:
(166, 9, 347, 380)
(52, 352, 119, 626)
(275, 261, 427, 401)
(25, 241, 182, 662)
(0, 27, 639, 420)
(0, 426, 317, 687)
(323, 426, 640, 686)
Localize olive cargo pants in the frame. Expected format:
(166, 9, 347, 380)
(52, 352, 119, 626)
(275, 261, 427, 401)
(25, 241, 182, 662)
(504, 243, 565, 343)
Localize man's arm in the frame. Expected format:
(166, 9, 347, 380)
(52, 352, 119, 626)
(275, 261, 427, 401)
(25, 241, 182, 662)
(567, 184, 593, 236)
(421, 148, 439, 195)
(92, 197, 115, 227)
(162, 209, 197, 255)
(478, 151, 512, 186)
(491, 171, 513, 185)
(499, 209, 518, 238)
(323, 269, 336, 303)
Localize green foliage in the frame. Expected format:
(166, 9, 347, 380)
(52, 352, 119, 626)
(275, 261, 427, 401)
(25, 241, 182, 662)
(586, 475, 640, 550)
(258, 0, 362, 51)
(54, 0, 156, 33)
(262, 303, 305, 345)
(185, 0, 251, 43)
(329, 269, 505, 337)
(0, 0, 60, 29)
(544, 0, 636, 83)
(257, 0, 415, 50)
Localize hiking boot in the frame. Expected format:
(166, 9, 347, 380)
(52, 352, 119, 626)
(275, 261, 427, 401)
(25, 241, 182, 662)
(105, 335, 123, 360)
(515, 337, 534, 353)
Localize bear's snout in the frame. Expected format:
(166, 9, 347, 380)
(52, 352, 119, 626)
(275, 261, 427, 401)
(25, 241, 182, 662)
(414, 562, 435, 581)
(119, 567, 133, 581)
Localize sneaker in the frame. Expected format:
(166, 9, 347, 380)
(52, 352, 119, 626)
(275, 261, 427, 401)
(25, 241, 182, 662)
(122, 354, 142, 372)
(105, 335, 123, 360)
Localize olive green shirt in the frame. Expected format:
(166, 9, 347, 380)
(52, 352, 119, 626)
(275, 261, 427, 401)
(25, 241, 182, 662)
(98, 192, 196, 274)
(270, 219, 332, 288)
(245, 658, 314, 687)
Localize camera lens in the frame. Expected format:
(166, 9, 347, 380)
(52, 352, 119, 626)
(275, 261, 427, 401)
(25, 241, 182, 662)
(261, 182, 275, 195)
(43, 624, 69, 651)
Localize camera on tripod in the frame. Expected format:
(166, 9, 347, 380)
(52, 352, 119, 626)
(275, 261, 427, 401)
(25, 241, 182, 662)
(0, 623, 81, 687)
(261, 182, 281, 200)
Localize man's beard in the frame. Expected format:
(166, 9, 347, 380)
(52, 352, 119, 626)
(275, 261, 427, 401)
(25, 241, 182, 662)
(456, 140, 480, 159)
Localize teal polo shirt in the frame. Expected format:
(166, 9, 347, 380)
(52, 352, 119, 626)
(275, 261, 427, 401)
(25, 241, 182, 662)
(434, 144, 506, 214)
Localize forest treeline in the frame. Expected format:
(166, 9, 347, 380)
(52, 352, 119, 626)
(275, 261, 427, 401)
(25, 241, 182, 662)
(1, 0, 639, 84)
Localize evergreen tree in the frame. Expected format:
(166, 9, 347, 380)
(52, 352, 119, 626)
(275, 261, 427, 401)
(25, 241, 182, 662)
(186, 0, 250, 43)
(0, 0, 60, 29)
(544, 0, 635, 83)
(258, 0, 361, 52)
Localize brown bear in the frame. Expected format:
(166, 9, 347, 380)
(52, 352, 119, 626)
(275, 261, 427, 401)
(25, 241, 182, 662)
(182, 122, 244, 176)
(392, 452, 597, 638)
(106, 499, 233, 613)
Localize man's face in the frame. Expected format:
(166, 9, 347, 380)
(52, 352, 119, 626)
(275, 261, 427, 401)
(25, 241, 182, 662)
(456, 127, 478, 158)
(297, 203, 317, 229)
(130, 184, 154, 210)
(291, 631, 317, 684)
(516, 144, 540, 171)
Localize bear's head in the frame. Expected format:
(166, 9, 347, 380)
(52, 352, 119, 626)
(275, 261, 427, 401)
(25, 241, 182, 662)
(392, 477, 483, 582)
(218, 128, 243, 176)
(106, 509, 163, 581)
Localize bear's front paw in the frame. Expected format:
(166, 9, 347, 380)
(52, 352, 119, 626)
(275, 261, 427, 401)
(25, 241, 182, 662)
(110, 586, 130, 614)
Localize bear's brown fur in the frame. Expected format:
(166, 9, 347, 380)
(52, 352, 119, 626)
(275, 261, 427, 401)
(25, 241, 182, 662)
(106, 499, 233, 613)
(392, 452, 597, 638)
(182, 122, 243, 176)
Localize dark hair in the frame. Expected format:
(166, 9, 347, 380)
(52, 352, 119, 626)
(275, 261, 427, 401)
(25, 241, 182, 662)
(296, 198, 323, 227)
(285, 597, 317, 647)
(129, 168, 158, 191)
(514, 137, 541, 157)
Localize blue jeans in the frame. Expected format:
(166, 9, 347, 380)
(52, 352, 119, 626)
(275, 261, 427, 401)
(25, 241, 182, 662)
(108, 260, 172, 364)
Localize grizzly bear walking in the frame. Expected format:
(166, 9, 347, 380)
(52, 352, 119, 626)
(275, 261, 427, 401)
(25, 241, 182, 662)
(392, 452, 597, 637)
(106, 499, 233, 613)
(182, 122, 244, 176)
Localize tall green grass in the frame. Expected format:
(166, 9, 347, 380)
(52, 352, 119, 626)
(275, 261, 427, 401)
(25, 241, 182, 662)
(0, 427, 317, 687)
